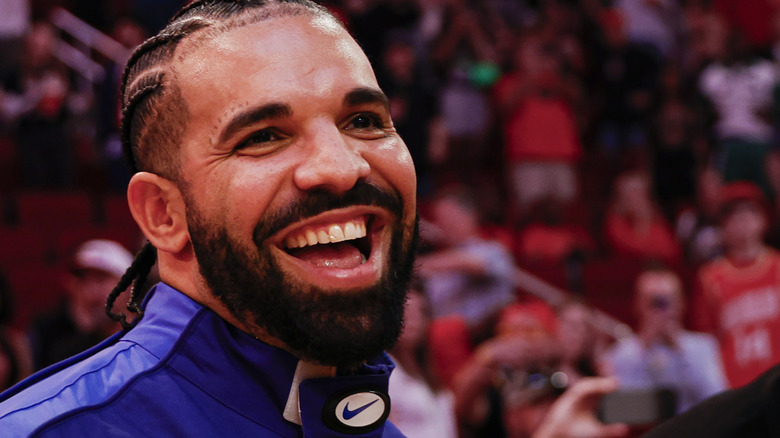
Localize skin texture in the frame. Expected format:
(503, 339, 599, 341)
(127, 13, 418, 366)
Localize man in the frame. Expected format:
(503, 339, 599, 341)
(645, 183, 780, 437)
(0, 1, 418, 436)
(417, 188, 516, 337)
(603, 266, 727, 414)
(29, 239, 134, 370)
(690, 181, 780, 388)
(698, 31, 777, 199)
(0, 2, 626, 437)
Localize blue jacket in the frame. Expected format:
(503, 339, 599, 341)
(0, 283, 405, 437)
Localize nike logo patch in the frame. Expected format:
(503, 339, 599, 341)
(342, 399, 380, 420)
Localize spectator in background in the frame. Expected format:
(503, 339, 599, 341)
(514, 197, 595, 265)
(554, 301, 604, 387)
(95, 17, 146, 193)
(614, 0, 682, 60)
(347, 0, 422, 65)
(533, 0, 588, 77)
(388, 280, 457, 438)
(602, 0, 682, 156)
(453, 300, 625, 438)
(376, 32, 440, 197)
(604, 170, 682, 264)
(453, 301, 562, 437)
(648, 61, 710, 219)
(603, 266, 727, 415)
(590, 7, 661, 158)
(650, 97, 698, 218)
(29, 239, 132, 370)
(417, 187, 517, 340)
(0, 0, 30, 87)
(691, 181, 780, 388)
(0, 22, 76, 188)
(0, 269, 32, 391)
(675, 166, 725, 266)
(699, 29, 777, 200)
(713, 0, 776, 56)
(429, 0, 499, 183)
(680, 0, 728, 73)
(493, 31, 583, 218)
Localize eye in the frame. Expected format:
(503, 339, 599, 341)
(235, 129, 282, 150)
(346, 113, 385, 130)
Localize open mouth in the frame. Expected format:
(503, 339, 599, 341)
(281, 215, 373, 269)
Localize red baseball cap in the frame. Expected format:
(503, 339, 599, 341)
(718, 181, 769, 221)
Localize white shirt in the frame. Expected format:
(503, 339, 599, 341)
(388, 357, 458, 438)
(699, 60, 776, 142)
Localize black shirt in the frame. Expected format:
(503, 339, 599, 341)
(645, 363, 780, 437)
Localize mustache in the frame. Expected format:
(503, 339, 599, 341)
(253, 181, 405, 244)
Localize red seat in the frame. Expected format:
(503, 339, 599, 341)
(100, 194, 136, 229)
(4, 263, 64, 329)
(428, 316, 473, 389)
(0, 226, 54, 265)
(582, 257, 645, 328)
(517, 259, 570, 290)
(14, 190, 96, 228)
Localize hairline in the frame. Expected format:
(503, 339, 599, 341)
(127, 2, 343, 182)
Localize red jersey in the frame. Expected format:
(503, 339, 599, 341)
(693, 249, 780, 388)
(492, 74, 582, 163)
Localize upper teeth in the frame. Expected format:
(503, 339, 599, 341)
(284, 219, 368, 249)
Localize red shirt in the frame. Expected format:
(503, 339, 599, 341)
(493, 74, 582, 163)
(604, 213, 681, 264)
(515, 223, 593, 263)
(693, 249, 780, 388)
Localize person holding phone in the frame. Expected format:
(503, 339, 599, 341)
(603, 265, 727, 417)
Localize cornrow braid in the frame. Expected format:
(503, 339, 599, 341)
(109, 0, 339, 329)
(105, 242, 157, 331)
(120, 18, 209, 176)
(120, 0, 336, 176)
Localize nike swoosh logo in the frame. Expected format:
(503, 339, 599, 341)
(342, 399, 380, 420)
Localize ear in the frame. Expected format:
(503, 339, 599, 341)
(127, 172, 189, 254)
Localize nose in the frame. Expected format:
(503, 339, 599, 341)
(293, 123, 371, 193)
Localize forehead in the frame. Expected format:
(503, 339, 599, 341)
(725, 201, 763, 218)
(637, 272, 679, 297)
(172, 14, 377, 134)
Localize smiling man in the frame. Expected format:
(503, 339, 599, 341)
(0, 1, 418, 436)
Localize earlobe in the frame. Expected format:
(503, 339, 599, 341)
(127, 172, 189, 254)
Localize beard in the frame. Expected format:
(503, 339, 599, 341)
(185, 182, 418, 368)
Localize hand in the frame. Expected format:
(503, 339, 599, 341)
(533, 377, 630, 438)
(475, 335, 559, 370)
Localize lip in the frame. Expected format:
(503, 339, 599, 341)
(268, 206, 393, 290)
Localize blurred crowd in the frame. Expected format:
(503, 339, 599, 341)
(2, 0, 780, 436)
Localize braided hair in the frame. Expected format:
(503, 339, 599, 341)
(106, 0, 338, 330)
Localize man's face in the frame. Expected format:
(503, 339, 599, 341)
(636, 271, 682, 323)
(722, 202, 767, 250)
(67, 268, 122, 332)
(173, 14, 418, 366)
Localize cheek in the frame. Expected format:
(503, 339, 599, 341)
(201, 161, 290, 231)
(367, 141, 417, 207)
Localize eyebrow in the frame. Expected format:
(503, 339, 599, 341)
(216, 87, 389, 145)
(343, 87, 390, 111)
(217, 102, 292, 145)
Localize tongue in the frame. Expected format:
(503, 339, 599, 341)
(288, 242, 365, 269)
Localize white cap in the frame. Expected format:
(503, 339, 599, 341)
(72, 239, 134, 278)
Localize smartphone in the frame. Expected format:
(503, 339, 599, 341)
(598, 387, 677, 426)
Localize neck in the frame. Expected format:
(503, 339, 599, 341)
(729, 243, 764, 265)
